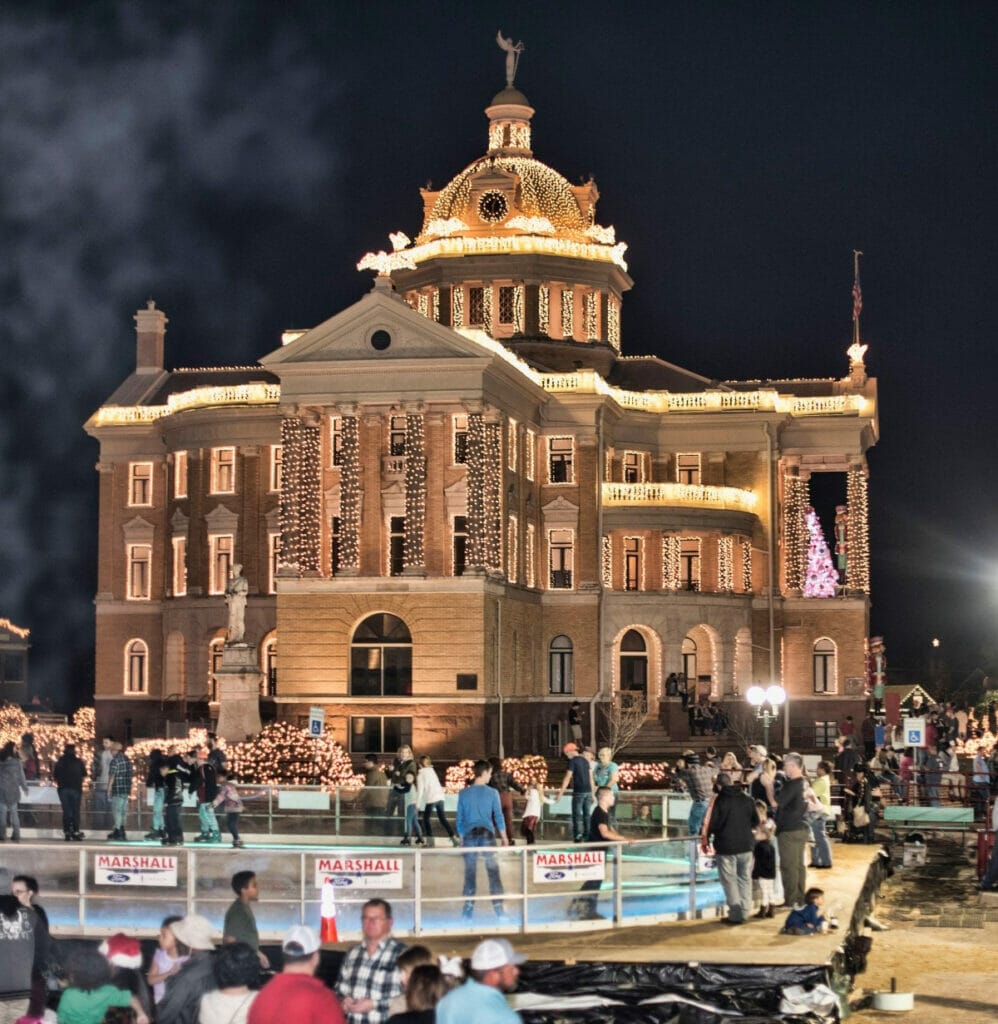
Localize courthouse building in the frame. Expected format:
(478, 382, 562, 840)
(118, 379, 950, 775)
(85, 65, 878, 757)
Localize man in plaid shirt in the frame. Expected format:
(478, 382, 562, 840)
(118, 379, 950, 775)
(335, 898, 405, 1024)
(105, 741, 134, 841)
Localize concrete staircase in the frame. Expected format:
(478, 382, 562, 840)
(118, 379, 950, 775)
(617, 719, 673, 761)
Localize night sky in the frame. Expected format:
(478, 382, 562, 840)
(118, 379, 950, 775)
(3, 2, 997, 708)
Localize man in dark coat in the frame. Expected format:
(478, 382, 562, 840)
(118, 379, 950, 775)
(701, 772, 757, 924)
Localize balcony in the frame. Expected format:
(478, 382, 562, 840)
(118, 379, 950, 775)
(601, 482, 756, 513)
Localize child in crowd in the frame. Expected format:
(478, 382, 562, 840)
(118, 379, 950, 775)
(147, 915, 188, 1004)
(752, 798, 777, 918)
(520, 781, 554, 845)
(211, 768, 246, 848)
(386, 945, 435, 1018)
(57, 946, 147, 1024)
(781, 887, 838, 935)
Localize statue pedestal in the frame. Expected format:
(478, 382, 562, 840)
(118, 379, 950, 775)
(214, 644, 263, 742)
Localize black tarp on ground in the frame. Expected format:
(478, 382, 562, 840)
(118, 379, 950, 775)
(515, 960, 837, 1023)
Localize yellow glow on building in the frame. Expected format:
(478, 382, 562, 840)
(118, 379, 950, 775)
(602, 482, 757, 512)
(92, 383, 281, 426)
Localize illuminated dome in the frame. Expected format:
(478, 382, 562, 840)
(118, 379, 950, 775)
(426, 155, 589, 236)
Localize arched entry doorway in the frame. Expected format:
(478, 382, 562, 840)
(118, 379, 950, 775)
(618, 629, 648, 712)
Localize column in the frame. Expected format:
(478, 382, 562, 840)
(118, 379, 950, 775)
(846, 463, 870, 593)
(403, 405, 426, 575)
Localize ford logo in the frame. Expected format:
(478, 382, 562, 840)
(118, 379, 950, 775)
(333, 877, 352, 887)
(106, 873, 130, 883)
(544, 870, 565, 880)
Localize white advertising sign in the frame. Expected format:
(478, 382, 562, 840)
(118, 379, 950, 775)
(315, 855, 403, 891)
(95, 853, 178, 887)
(533, 849, 605, 883)
(904, 716, 926, 748)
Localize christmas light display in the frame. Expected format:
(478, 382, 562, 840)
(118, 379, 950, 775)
(526, 523, 536, 587)
(560, 286, 574, 338)
(782, 473, 809, 592)
(718, 535, 734, 592)
(403, 413, 426, 570)
(423, 218, 469, 238)
(226, 721, 362, 789)
(846, 467, 871, 593)
(482, 284, 493, 336)
(338, 415, 361, 571)
(0, 706, 95, 782)
(513, 283, 524, 334)
(601, 534, 612, 587)
(507, 514, 518, 581)
(451, 286, 464, 329)
(506, 215, 555, 235)
(431, 288, 440, 322)
(466, 413, 486, 570)
(93, 383, 280, 425)
(416, 292, 429, 318)
(584, 291, 598, 341)
(538, 286, 549, 334)
(389, 231, 411, 252)
(279, 417, 302, 573)
(607, 296, 620, 350)
(602, 482, 756, 512)
(662, 533, 680, 590)
(585, 225, 616, 244)
(485, 420, 503, 570)
(357, 248, 416, 275)
(802, 506, 839, 597)
(299, 422, 321, 573)
(741, 539, 753, 592)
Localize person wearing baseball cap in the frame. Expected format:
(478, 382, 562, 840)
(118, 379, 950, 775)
(157, 915, 217, 1024)
(248, 925, 344, 1024)
(436, 937, 524, 1023)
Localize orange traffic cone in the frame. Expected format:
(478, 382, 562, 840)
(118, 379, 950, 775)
(320, 877, 339, 942)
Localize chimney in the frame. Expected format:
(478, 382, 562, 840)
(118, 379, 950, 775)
(134, 299, 167, 372)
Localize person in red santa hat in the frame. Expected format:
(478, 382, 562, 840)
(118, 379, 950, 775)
(100, 932, 154, 1022)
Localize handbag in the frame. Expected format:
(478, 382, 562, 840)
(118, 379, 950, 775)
(852, 805, 870, 828)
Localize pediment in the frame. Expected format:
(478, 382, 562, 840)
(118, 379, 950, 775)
(123, 515, 155, 543)
(260, 284, 494, 366)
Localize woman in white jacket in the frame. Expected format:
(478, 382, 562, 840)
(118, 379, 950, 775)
(416, 755, 459, 846)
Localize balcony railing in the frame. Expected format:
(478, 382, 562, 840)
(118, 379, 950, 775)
(602, 482, 756, 513)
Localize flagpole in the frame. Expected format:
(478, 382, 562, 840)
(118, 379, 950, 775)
(852, 249, 864, 346)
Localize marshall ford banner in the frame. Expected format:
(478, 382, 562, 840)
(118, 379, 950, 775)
(314, 855, 403, 890)
(95, 854, 178, 887)
(533, 849, 605, 883)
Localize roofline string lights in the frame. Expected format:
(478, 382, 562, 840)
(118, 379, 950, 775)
(338, 415, 361, 571)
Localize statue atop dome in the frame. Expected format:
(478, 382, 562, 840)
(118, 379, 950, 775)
(496, 30, 524, 88)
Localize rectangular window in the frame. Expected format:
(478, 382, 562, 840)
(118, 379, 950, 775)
(349, 716, 413, 754)
(210, 447, 236, 493)
(507, 418, 518, 471)
(814, 644, 836, 694)
(525, 428, 536, 480)
(126, 544, 151, 600)
(623, 451, 644, 484)
(388, 416, 407, 457)
(526, 523, 536, 587)
(549, 529, 574, 589)
(128, 462, 153, 506)
(507, 514, 518, 583)
(497, 285, 515, 325)
(453, 515, 467, 576)
(172, 537, 187, 597)
(814, 721, 839, 747)
(330, 516, 341, 576)
(453, 414, 469, 465)
(209, 534, 234, 595)
(548, 436, 574, 484)
(456, 673, 478, 691)
(624, 536, 642, 591)
(173, 451, 188, 499)
(330, 416, 344, 467)
(126, 644, 147, 694)
(468, 286, 485, 327)
(676, 452, 701, 485)
(680, 537, 701, 591)
(389, 516, 405, 576)
(269, 445, 282, 492)
(268, 533, 280, 594)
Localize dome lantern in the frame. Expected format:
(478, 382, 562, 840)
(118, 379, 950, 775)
(486, 88, 534, 157)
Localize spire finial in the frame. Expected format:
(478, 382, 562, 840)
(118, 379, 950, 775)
(496, 30, 524, 88)
(847, 250, 868, 383)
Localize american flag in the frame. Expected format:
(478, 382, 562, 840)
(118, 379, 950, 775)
(852, 272, 862, 321)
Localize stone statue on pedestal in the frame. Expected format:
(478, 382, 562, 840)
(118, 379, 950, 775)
(225, 564, 249, 644)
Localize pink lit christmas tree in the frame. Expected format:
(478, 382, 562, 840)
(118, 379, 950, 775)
(803, 506, 839, 597)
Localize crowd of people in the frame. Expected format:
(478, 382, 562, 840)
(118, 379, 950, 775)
(0, 868, 527, 1024)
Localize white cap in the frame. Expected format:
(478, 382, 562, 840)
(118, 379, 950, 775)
(470, 938, 526, 971)
(282, 925, 320, 956)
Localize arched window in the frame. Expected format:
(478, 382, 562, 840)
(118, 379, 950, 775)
(681, 636, 697, 684)
(619, 629, 648, 706)
(549, 635, 574, 694)
(261, 635, 277, 697)
(351, 614, 412, 696)
(209, 637, 225, 702)
(813, 638, 837, 693)
(125, 639, 148, 694)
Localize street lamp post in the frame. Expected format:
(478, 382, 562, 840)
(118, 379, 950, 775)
(746, 684, 787, 752)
